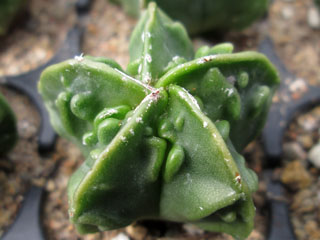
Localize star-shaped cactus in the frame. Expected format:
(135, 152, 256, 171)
(0, 93, 17, 155)
(38, 3, 279, 239)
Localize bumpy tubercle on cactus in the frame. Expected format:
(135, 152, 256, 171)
(38, 3, 279, 239)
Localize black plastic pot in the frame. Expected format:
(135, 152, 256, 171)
(1, 1, 320, 239)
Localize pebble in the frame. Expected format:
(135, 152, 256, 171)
(281, 161, 312, 190)
(247, 230, 264, 240)
(283, 142, 307, 161)
(46, 180, 56, 191)
(282, 6, 294, 19)
(289, 78, 308, 94)
(183, 223, 205, 235)
(32, 177, 46, 187)
(308, 7, 320, 29)
(111, 233, 130, 240)
(126, 224, 147, 240)
(297, 134, 314, 149)
(305, 220, 319, 235)
(297, 114, 318, 132)
(296, 199, 315, 214)
(308, 143, 320, 168)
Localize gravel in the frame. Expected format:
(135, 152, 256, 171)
(282, 106, 320, 240)
(269, 0, 320, 86)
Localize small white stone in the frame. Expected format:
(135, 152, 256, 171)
(308, 7, 320, 29)
(308, 143, 320, 168)
(112, 233, 130, 240)
(282, 6, 294, 20)
(183, 224, 204, 235)
(289, 78, 308, 93)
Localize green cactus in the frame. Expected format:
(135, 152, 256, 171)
(112, 0, 141, 17)
(38, 3, 279, 239)
(315, 0, 320, 9)
(112, 0, 268, 34)
(0, 0, 26, 36)
(0, 93, 17, 155)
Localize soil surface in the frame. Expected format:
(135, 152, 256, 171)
(280, 106, 320, 240)
(0, 0, 76, 76)
(0, 0, 319, 239)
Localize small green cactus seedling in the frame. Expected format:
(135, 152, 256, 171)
(39, 3, 279, 239)
(112, 0, 268, 34)
(0, 93, 17, 155)
(0, 0, 26, 36)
